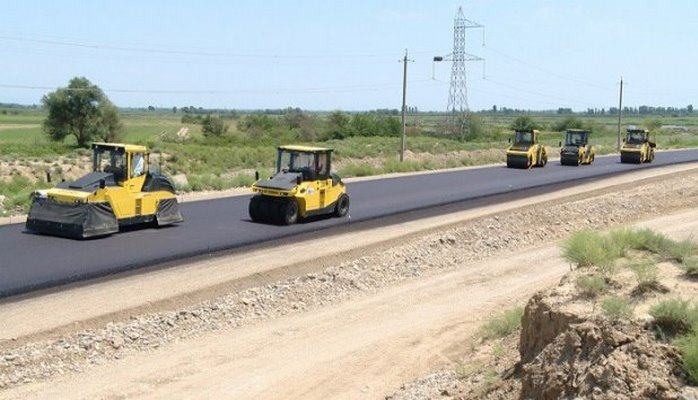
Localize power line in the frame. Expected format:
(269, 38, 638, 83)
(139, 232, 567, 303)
(0, 34, 443, 61)
(0, 79, 437, 96)
(483, 45, 614, 92)
(484, 77, 598, 107)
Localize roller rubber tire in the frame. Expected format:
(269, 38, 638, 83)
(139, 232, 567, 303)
(334, 194, 350, 218)
(280, 199, 299, 225)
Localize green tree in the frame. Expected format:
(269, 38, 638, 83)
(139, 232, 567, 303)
(552, 116, 584, 132)
(509, 115, 542, 131)
(95, 101, 124, 142)
(644, 117, 662, 132)
(464, 113, 486, 140)
(201, 115, 229, 138)
(42, 77, 122, 147)
(327, 110, 350, 139)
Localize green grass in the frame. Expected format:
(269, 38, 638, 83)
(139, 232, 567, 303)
(649, 298, 698, 338)
(628, 260, 660, 293)
(601, 297, 634, 321)
(0, 174, 51, 215)
(479, 306, 524, 340)
(679, 258, 698, 276)
(676, 332, 698, 384)
(337, 162, 381, 177)
(562, 230, 617, 269)
(575, 274, 608, 297)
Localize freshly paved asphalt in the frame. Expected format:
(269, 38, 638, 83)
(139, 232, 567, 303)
(1, 149, 697, 298)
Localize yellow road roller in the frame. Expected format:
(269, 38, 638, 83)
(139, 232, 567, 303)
(506, 129, 548, 169)
(26, 143, 183, 238)
(621, 128, 655, 163)
(560, 129, 595, 166)
(249, 145, 349, 225)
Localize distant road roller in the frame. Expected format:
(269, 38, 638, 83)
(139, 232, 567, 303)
(249, 145, 349, 225)
(506, 129, 548, 169)
(26, 143, 183, 239)
(620, 128, 655, 163)
(559, 129, 595, 166)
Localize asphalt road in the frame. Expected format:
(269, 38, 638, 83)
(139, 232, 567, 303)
(1, 149, 697, 298)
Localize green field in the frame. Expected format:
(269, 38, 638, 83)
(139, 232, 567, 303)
(1, 108, 697, 216)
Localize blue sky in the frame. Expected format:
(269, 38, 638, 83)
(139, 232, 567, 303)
(0, 0, 695, 111)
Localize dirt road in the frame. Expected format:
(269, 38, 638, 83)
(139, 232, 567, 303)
(2, 165, 698, 399)
(6, 244, 567, 399)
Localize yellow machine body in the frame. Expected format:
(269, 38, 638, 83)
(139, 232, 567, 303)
(560, 129, 595, 166)
(249, 145, 349, 225)
(506, 129, 548, 169)
(620, 129, 655, 163)
(26, 143, 182, 238)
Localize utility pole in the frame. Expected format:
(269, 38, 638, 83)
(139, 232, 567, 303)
(400, 49, 412, 162)
(617, 77, 624, 151)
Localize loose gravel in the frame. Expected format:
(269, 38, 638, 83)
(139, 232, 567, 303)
(2, 172, 698, 392)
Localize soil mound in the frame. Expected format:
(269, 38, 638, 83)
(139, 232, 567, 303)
(520, 319, 688, 400)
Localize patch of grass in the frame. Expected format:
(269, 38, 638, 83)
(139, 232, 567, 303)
(337, 162, 381, 177)
(676, 332, 698, 384)
(628, 260, 660, 293)
(609, 228, 652, 257)
(607, 228, 697, 262)
(0, 174, 50, 215)
(492, 343, 506, 360)
(575, 274, 608, 297)
(0, 143, 75, 158)
(649, 298, 698, 339)
(479, 306, 524, 340)
(479, 368, 501, 395)
(382, 158, 421, 174)
(663, 238, 698, 263)
(679, 258, 698, 277)
(601, 297, 634, 321)
(562, 230, 616, 269)
(633, 230, 697, 262)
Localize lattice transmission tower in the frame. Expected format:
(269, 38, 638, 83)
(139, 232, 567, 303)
(436, 7, 484, 136)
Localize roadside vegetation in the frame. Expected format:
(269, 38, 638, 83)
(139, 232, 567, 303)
(2, 77, 698, 216)
(479, 306, 524, 341)
(562, 228, 698, 383)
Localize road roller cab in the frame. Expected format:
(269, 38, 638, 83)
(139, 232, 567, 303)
(249, 145, 349, 225)
(621, 128, 655, 163)
(506, 129, 548, 169)
(559, 129, 595, 166)
(25, 143, 183, 238)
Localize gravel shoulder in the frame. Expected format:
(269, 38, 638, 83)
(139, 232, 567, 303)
(2, 163, 698, 398)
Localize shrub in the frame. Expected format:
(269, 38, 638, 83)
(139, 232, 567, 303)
(509, 116, 542, 131)
(679, 258, 698, 276)
(649, 298, 698, 338)
(676, 332, 698, 383)
(609, 228, 647, 256)
(628, 260, 659, 292)
(601, 297, 633, 321)
(608, 228, 697, 262)
(552, 116, 584, 132)
(201, 115, 229, 138)
(479, 306, 524, 340)
(663, 238, 698, 263)
(562, 230, 615, 269)
(575, 274, 608, 297)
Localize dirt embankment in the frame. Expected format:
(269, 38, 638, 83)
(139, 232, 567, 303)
(517, 280, 694, 399)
